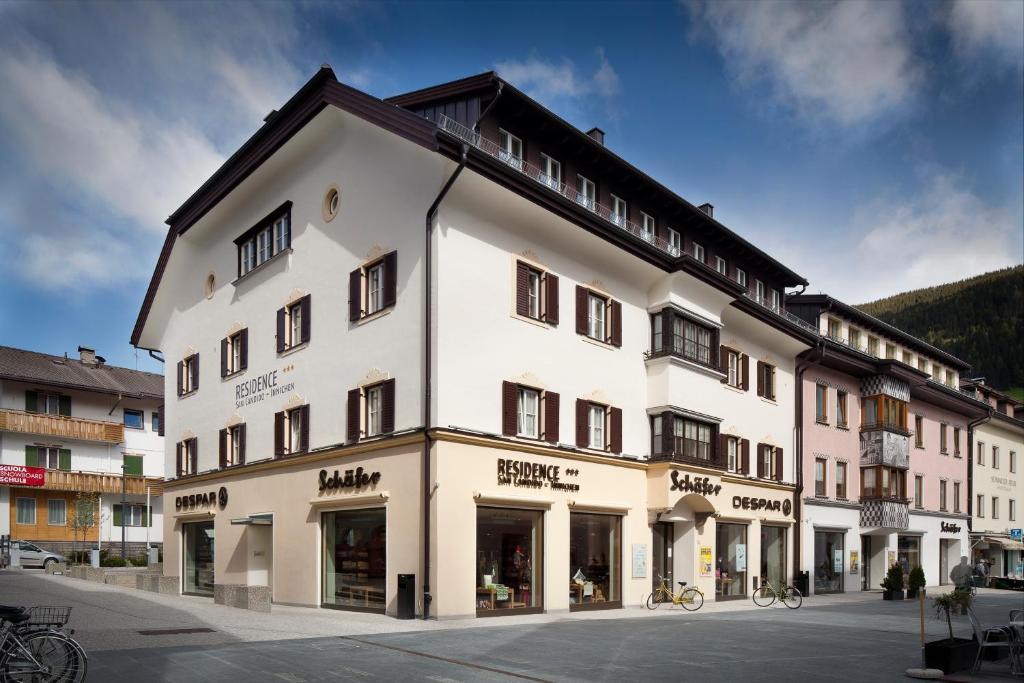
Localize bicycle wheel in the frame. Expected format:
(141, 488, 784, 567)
(646, 589, 668, 610)
(679, 588, 704, 611)
(782, 586, 802, 609)
(1, 631, 87, 683)
(752, 585, 775, 607)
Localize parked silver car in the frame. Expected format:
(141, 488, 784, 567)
(12, 541, 66, 569)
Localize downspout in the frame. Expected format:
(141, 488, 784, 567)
(793, 340, 825, 584)
(421, 83, 502, 620)
(147, 350, 165, 364)
(966, 410, 992, 534)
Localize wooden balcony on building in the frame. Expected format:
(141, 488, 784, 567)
(0, 408, 124, 444)
(41, 469, 162, 496)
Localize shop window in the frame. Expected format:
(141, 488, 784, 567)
(760, 526, 786, 588)
(569, 513, 621, 611)
(897, 535, 921, 577)
(716, 523, 747, 600)
(322, 508, 386, 613)
(183, 521, 215, 596)
(476, 507, 543, 615)
(814, 530, 844, 594)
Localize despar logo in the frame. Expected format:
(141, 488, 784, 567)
(218, 487, 228, 507)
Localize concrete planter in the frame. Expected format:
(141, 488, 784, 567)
(924, 638, 978, 673)
(882, 590, 905, 601)
(214, 584, 271, 613)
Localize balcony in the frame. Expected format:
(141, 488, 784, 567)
(859, 426, 910, 468)
(0, 409, 124, 444)
(40, 469, 161, 496)
(860, 496, 910, 531)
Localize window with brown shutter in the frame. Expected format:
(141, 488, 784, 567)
(175, 441, 183, 476)
(362, 380, 394, 438)
(278, 297, 309, 352)
(351, 251, 398, 322)
(610, 301, 622, 347)
(277, 405, 307, 455)
(609, 407, 622, 454)
(347, 389, 361, 442)
(274, 411, 285, 457)
(575, 285, 588, 335)
(188, 437, 198, 475)
(575, 399, 589, 447)
(774, 446, 784, 481)
(503, 381, 548, 440)
(222, 329, 248, 377)
(543, 391, 559, 443)
(740, 438, 750, 474)
(756, 443, 765, 478)
(576, 285, 621, 347)
(741, 354, 750, 391)
(756, 361, 765, 397)
(516, 262, 531, 318)
(219, 429, 227, 469)
(157, 405, 164, 437)
(544, 273, 559, 325)
(501, 381, 518, 436)
(179, 354, 198, 396)
(381, 379, 395, 435)
(276, 307, 287, 353)
(348, 269, 361, 321)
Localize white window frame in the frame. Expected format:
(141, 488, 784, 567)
(498, 128, 523, 168)
(366, 385, 383, 437)
(715, 256, 727, 275)
(667, 228, 681, 256)
(526, 269, 541, 319)
(868, 336, 879, 356)
(736, 268, 746, 288)
(181, 439, 196, 476)
(993, 445, 1000, 469)
(954, 482, 961, 512)
(611, 195, 627, 226)
(517, 387, 540, 439)
(182, 355, 197, 394)
(540, 154, 561, 189)
(940, 480, 948, 510)
(641, 212, 655, 242)
(273, 215, 290, 254)
(763, 446, 775, 480)
(229, 333, 242, 375)
(770, 289, 780, 313)
(914, 475, 923, 508)
(993, 496, 1000, 519)
(836, 461, 847, 498)
(1011, 451, 1017, 474)
(1010, 499, 1016, 522)
(16, 498, 36, 525)
(576, 175, 596, 211)
(588, 404, 606, 450)
(848, 327, 860, 348)
(692, 242, 705, 263)
(47, 499, 66, 526)
(367, 261, 384, 315)
(257, 226, 272, 266)
(587, 293, 607, 341)
(727, 350, 740, 388)
(39, 446, 60, 471)
(978, 442, 985, 466)
(286, 407, 303, 454)
(123, 504, 145, 527)
(227, 425, 243, 466)
(240, 240, 256, 275)
(977, 494, 985, 517)
(755, 280, 766, 305)
(287, 301, 302, 349)
(727, 437, 738, 473)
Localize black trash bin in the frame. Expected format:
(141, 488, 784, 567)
(397, 573, 415, 619)
(795, 570, 810, 596)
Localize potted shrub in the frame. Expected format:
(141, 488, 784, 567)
(924, 589, 978, 673)
(881, 563, 905, 600)
(907, 566, 926, 599)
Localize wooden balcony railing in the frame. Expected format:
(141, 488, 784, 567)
(41, 469, 162, 496)
(0, 408, 124, 443)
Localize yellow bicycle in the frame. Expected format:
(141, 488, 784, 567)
(646, 576, 704, 611)
(752, 577, 802, 609)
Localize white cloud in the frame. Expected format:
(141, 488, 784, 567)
(685, 0, 921, 127)
(496, 49, 620, 105)
(948, 0, 1024, 66)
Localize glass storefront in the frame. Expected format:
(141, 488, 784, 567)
(716, 523, 748, 600)
(814, 530, 844, 594)
(322, 508, 387, 613)
(476, 507, 543, 615)
(760, 525, 787, 588)
(183, 521, 215, 596)
(651, 522, 673, 594)
(897, 535, 921, 578)
(568, 512, 621, 611)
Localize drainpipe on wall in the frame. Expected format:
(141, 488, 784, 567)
(966, 411, 992, 533)
(792, 340, 825, 584)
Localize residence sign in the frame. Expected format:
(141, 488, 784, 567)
(0, 464, 45, 487)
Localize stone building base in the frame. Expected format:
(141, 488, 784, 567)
(214, 584, 272, 612)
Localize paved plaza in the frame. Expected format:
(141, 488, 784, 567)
(2, 569, 1022, 682)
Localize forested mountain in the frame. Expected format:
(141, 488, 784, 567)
(856, 266, 1024, 392)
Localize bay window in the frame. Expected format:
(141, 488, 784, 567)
(235, 202, 292, 277)
(649, 309, 718, 368)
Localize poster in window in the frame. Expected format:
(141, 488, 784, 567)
(833, 548, 843, 573)
(631, 544, 647, 579)
(887, 550, 896, 568)
(849, 551, 859, 574)
(700, 546, 713, 577)
(736, 544, 747, 573)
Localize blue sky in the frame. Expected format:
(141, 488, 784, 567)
(0, 0, 1021, 375)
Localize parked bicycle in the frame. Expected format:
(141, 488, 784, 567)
(752, 578, 802, 609)
(0, 605, 87, 682)
(647, 576, 704, 611)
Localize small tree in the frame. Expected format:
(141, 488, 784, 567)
(908, 566, 926, 593)
(881, 563, 904, 592)
(67, 492, 101, 564)
(933, 589, 973, 640)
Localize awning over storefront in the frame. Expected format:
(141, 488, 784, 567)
(230, 513, 273, 526)
(972, 535, 1024, 551)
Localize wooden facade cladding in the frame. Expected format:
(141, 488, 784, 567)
(9, 489, 99, 543)
(41, 470, 161, 496)
(0, 408, 124, 444)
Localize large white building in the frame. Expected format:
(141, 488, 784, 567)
(0, 345, 164, 557)
(132, 68, 819, 616)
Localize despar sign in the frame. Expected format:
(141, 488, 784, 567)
(318, 467, 381, 492)
(733, 496, 792, 516)
(176, 487, 228, 510)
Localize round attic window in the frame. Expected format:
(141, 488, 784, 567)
(205, 272, 216, 299)
(323, 185, 340, 222)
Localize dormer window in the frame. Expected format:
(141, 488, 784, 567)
(736, 268, 746, 288)
(667, 228, 681, 256)
(611, 195, 627, 226)
(885, 343, 896, 359)
(945, 369, 954, 387)
(918, 357, 928, 373)
(693, 242, 705, 263)
(868, 336, 880, 356)
(498, 128, 523, 169)
(848, 327, 861, 349)
(715, 256, 727, 276)
(576, 175, 596, 211)
(235, 202, 292, 277)
(540, 154, 561, 189)
(827, 318, 842, 340)
(641, 212, 656, 242)
(755, 280, 766, 305)
(770, 289, 780, 313)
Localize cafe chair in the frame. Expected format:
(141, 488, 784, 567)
(968, 607, 1018, 674)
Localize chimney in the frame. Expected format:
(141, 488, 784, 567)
(699, 203, 714, 218)
(78, 346, 96, 364)
(586, 127, 605, 145)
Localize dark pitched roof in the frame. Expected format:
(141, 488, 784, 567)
(0, 346, 163, 399)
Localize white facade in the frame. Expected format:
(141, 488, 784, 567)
(971, 415, 1024, 578)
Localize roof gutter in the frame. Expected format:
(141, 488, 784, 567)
(793, 340, 825, 584)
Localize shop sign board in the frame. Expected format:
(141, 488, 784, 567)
(1011, 529, 1022, 541)
(234, 368, 295, 409)
(496, 459, 580, 492)
(631, 544, 647, 578)
(318, 467, 381, 492)
(175, 486, 228, 511)
(731, 496, 792, 516)
(669, 471, 721, 496)
(0, 464, 44, 487)
(941, 521, 962, 534)
(699, 547, 713, 577)
(736, 544, 747, 573)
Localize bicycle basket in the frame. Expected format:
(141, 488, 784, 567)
(27, 606, 72, 627)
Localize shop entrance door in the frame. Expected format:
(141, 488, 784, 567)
(652, 522, 673, 594)
(861, 536, 871, 591)
(248, 525, 273, 596)
(183, 521, 215, 597)
(939, 539, 952, 585)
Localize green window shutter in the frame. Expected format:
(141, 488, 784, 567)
(25, 445, 38, 467)
(123, 455, 143, 476)
(58, 395, 72, 417)
(112, 504, 122, 527)
(25, 390, 37, 413)
(58, 449, 71, 471)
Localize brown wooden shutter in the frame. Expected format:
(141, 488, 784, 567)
(756, 443, 765, 478)
(501, 381, 518, 436)
(741, 438, 750, 474)
(741, 354, 750, 391)
(576, 399, 589, 447)
(609, 407, 622, 454)
(718, 433, 728, 466)
(238, 424, 246, 465)
(661, 411, 674, 455)
(190, 354, 199, 391)
(274, 411, 285, 456)
(545, 273, 559, 325)
(543, 391, 559, 443)
(299, 405, 310, 452)
(219, 429, 227, 468)
(276, 307, 286, 353)
(756, 361, 764, 397)
(239, 329, 248, 370)
(300, 294, 311, 344)
(176, 361, 183, 396)
(575, 285, 588, 334)
(157, 404, 164, 437)
(381, 378, 395, 434)
(349, 269, 362, 321)
(383, 251, 397, 309)
(610, 300, 622, 347)
(189, 438, 198, 474)
(220, 338, 228, 377)
(774, 446, 784, 481)
(719, 346, 729, 383)
(515, 262, 530, 317)
(176, 442, 182, 476)
(347, 389, 361, 442)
